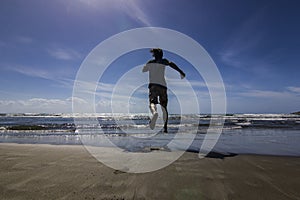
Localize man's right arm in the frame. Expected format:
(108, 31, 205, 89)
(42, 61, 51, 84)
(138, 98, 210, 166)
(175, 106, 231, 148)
(143, 60, 154, 72)
(142, 64, 149, 72)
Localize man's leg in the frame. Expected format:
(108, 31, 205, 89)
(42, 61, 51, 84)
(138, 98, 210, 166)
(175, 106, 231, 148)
(149, 87, 159, 130)
(149, 103, 157, 114)
(161, 105, 168, 133)
(160, 87, 168, 133)
(149, 103, 158, 130)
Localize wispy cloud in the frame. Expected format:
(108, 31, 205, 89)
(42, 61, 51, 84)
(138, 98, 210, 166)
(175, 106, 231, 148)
(219, 8, 267, 70)
(120, 0, 151, 26)
(287, 86, 300, 94)
(75, 0, 151, 26)
(230, 87, 300, 113)
(2, 64, 75, 89)
(47, 47, 82, 61)
(229, 84, 300, 98)
(238, 89, 291, 98)
(0, 98, 71, 113)
(8, 65, 52, 80)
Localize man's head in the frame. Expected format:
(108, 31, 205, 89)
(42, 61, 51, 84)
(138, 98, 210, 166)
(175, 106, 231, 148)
(150, 48, 163, 59)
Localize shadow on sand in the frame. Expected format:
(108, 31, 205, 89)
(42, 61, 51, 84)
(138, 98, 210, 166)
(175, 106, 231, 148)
(186, 149, 238, 159)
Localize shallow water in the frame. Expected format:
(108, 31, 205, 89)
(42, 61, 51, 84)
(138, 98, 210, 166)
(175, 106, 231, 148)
(0, 113, 300, 156)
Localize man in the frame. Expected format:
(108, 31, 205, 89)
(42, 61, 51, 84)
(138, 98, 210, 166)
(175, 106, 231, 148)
(142, 48, 185, 133)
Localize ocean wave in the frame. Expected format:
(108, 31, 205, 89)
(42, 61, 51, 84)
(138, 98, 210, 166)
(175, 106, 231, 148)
(0, 114, 300, 133)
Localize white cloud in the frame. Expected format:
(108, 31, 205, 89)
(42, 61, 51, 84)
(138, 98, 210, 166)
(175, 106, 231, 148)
(287, 86, 300, 94)
(75, 0, 151, 26)
(238, 89, 290, 98)
(47, 47, 82, 61)
(219, 8, 267, 70)
(2, 64, 75, 88)
(226, 86, 300, 113)
(0, 98, 73, 113)
(66, 97, 88, 104)
(237, 86, 300, 99)
(120, 0, 151, 26)
(7, 65, 52, 80)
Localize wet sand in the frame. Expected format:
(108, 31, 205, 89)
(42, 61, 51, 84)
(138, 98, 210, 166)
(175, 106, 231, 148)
(0, 143, 299, 200)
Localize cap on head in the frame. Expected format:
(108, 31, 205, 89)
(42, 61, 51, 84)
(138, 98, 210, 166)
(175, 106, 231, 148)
(150, 48, 163, 59)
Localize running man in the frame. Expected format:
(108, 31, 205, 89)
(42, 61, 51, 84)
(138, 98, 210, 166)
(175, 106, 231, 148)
(142, 48, 185, 133)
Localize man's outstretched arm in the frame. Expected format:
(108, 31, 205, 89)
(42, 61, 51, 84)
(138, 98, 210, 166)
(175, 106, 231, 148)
(142, 64, 149, 72)
(169, 62, 186, 79)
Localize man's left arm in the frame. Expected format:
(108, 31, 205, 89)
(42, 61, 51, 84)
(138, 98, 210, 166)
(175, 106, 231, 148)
(168, 61, 186, 79)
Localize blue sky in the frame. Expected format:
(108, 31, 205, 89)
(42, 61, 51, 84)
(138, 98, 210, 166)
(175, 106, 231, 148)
(0, 0, 299, 114)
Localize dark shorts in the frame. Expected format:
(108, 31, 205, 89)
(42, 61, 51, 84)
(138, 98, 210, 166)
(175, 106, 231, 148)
(149, 84, 168, 108)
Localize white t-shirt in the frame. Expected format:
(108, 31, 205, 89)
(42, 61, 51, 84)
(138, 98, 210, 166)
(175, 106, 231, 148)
(143, 59, 169, 88)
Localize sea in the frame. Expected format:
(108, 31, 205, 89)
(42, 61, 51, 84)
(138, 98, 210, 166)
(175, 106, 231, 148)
(0, 113, 300, 156)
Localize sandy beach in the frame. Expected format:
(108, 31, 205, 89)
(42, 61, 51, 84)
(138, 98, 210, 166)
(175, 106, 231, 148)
(0, 143, 299, 200)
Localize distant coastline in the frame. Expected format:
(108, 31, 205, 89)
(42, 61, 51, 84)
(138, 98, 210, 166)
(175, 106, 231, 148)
(291, 111, 300, 115)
